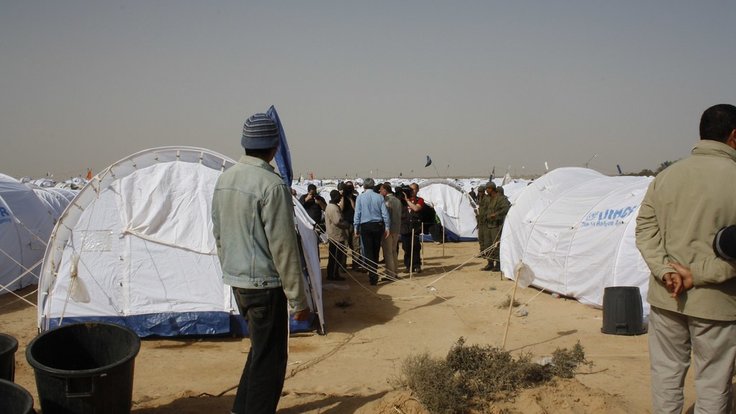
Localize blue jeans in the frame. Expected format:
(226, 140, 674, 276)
(231, 287, 289, 414)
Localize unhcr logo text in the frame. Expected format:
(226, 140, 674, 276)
(580, 206, 637, 228)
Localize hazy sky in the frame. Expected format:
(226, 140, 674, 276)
(1, 1, 735, 180)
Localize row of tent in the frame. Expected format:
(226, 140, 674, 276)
(0, 147, 656, 338)
(0, 174, 77, 294)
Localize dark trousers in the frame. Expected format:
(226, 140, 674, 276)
(327, 240, 346, 279)
(401, 233, 422, 270)
(359, 221, 384, 282)
(232, 287, 289, 414)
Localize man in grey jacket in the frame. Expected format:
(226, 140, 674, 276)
(636, 104, 736, 414)
(212, 112, 309, 414)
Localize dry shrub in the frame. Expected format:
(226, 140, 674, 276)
(549, 342, 591, 378)
(401, 353, 469, 413)
(401, 338, 591, 414)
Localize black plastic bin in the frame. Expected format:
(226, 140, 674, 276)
(0, 332, 19, 381)
(601, 286, 647, 335)
(26, 322, 141, 414)
(0, 379, 36, 414)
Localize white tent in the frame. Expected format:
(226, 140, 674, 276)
(38, 147, 324, 337)
(417, 179, 478, 241)
(0, 174, 55, 295)
(31, 186, 77, 224)
(500, 167, 654, 316)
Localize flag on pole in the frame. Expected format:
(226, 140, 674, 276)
(617, 164, 623, 175)
(425, 155, 432, 167)
(267, 105, 293, 187)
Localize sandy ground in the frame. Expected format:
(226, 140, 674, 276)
(0, 242, 718, 413)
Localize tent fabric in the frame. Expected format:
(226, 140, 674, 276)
(417, 179, 478, 241)
(0, 174, 55, 294)
(31, 186, 77, 224)
(500, 167, 654, 317)
(38, 147, 324, 337)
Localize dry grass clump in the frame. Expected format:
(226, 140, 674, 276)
(400, 338, 591, 414)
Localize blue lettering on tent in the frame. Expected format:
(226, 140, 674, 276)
(0, 207, 10, 224)
(581, 205, 637, 228)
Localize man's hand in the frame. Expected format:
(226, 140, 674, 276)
(293, 308, 310, 321)
(383, 229, 390, 239)
(662, 272, 683, 298)
(668, 262, 694, 296)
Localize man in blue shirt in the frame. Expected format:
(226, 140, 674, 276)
(354, 178, 390, 285)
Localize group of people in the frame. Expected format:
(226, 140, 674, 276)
(475, 181, 511, 272)
(324, 180, 428, 286)
(211, 103, 736, 414)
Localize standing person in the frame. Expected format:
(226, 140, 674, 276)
(636, 104, 736, 414)
(476, 183, 491, 269)
(380, 183, 402, 279)
(482, 182, 511, 271)
(299, 184, 326, 231)
(324, 190, 348, 281)
(404, 184, 424, 273)
(340, 181, 361, 271)
(212, 113, 310, 414)
(353, 178, 390, 285)
(476, 183, 486, 205)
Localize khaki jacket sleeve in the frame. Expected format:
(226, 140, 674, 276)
(689, 257, 736, 286)
(263, 185, 308, 312)
(635, 184, 674, 280)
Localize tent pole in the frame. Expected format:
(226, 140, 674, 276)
(442, 223, 445, 257)
(409, 228, 414, 280)
(501, 266, 521, 350)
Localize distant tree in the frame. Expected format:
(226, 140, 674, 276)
(655, 160, 677, 175)
(633, 169, 655, 177)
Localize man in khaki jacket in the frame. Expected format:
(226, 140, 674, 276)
(636, 104, 736, 414)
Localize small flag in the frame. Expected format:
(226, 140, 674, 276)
(617, 164, 623, 175)
(544, 161, 549, 172)
(425, 155, 432, 168)
(267, 106, 293, 187)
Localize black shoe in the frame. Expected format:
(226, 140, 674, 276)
(413, 267, 422, 274)
(481, 264, 493, 271)
(369, 276, 378, 286)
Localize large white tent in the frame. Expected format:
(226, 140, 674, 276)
(38, 147, 324, 337)
(500, 167, 654, 316)
(417, 179, 478, 241)
(0, 174, 56, 295)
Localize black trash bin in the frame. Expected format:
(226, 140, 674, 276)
(26, 322, 141, 414)
(601, 286, 647, 335)
(0, 379, 36, 414)
(0, 333, 19, 381)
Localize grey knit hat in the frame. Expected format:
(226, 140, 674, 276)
(242, 113, 280, 150)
